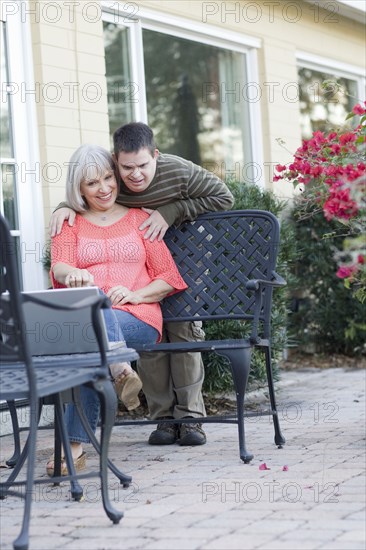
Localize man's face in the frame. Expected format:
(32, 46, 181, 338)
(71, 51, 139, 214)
(115, 147, 159, 193)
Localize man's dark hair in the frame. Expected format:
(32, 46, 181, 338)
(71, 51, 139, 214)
(113, 122, 156, 157)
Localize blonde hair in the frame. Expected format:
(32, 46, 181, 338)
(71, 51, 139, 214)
(66, 144, 116, 212)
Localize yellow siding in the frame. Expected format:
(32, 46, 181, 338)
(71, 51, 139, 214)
(29, 0, 365, 215)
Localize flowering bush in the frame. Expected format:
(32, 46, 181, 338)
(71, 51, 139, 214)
(274, 102, 366, 303)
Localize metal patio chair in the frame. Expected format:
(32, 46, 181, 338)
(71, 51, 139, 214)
(0, 214, 139, 550)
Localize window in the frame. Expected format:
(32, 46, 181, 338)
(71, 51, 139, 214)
(142, 29, 252, 181)
(103, 8, 262, 185)
(0, 13, 44, 290)
(104, 23, 135, 137)
(297, 53, 365, 139)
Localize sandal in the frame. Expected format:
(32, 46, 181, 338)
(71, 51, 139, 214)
(114, 370, 142, 411)
(46, 451, 87, 477)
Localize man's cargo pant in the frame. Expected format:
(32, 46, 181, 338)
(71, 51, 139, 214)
(137, 320, 206, 419)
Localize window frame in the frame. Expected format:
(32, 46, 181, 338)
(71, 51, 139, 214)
(1, 10, 44, 290)
(102, 1, 265, 187)
(296, 51, 366, 105)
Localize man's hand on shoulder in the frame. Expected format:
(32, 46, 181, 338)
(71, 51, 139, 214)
(49, 207, 76, 236)
(139, 208, 169, 242)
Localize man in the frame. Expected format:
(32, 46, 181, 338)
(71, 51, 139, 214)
(50, 122, 234, 446)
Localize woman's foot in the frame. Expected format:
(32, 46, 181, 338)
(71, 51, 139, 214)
(114, 370, 143, 410)
(46, 443, 86, 477)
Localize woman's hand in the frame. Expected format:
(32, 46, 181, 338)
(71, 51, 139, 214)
(65, 269, 94, 288)
(107, 286, 142, 305)
(108, 279, 174, 306)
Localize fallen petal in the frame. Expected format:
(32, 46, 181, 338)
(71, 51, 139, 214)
(259, 462, 271, 470)
(282, 465, 289, 471)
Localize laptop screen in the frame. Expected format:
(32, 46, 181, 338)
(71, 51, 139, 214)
(20, 287, 113, 356)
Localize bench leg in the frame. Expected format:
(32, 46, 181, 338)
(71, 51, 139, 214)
(264, 346, 285, 447)
(217, 347, 254, 463)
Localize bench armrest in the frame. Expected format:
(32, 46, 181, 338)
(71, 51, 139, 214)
(246, 271, 287, 292)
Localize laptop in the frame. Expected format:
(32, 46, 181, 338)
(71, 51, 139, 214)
(19, 287, 125, 356)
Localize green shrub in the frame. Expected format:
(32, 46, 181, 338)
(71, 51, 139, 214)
(202, 181, 299, 394)
(288, 202, 366, 356)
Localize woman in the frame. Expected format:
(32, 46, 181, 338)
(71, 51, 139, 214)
(48, 144, 187, 475)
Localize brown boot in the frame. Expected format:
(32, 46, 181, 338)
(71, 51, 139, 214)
(114, 370, 142, 410)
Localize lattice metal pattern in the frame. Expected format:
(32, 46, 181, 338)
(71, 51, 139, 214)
(0, 366, 93, 398)
(161, 210, 280, 322)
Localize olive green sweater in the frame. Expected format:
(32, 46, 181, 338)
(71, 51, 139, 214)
(57, 153, 234, 227)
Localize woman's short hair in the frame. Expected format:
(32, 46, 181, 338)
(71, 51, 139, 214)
(66, 144, 115, 212)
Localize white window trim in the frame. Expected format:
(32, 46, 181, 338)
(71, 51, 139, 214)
(2, 11, 45, 290)
(103, 11, 148, 121)
(102, 1, 265, 186)
(128, 18, 148, 121)
(102, 1, 261, 50)
(296, 51, 366, 101)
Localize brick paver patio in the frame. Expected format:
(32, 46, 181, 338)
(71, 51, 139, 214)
(1, 365, 365, 550)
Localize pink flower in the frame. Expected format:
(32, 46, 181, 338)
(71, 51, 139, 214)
(275, 164, 287, 173)
(323, 188, 358, 221)
(336, 265, 358, 279)
(330, 144, 341, 155)
(282, 465, 289, 471)
(352, 103, 366, 115)
(259, 463, 271, 470)
(339, 133, 357, 146)
(311, 165, 323, 177)
(313, 130, 326, 145)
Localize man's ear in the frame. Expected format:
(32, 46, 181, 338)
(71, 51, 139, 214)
(153, 149, 159, 159)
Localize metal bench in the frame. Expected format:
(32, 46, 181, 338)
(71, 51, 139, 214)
(115, 209, 287, 463)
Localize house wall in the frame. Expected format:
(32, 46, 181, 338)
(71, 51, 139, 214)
(28, 0, 365, 219)
(29, 1, 110, 223)
(133, 0, 365, 198)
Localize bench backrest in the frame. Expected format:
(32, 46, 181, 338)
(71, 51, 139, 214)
(161, 209, 281, 337)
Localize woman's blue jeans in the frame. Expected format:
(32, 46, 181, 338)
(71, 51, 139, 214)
(65, 300, 159, 444)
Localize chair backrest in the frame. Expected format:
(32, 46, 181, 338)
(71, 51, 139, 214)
(161, 210, 281, 335)
(0, 214, 34, 368)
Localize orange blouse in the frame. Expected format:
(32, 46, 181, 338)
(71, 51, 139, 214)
(51, 208, 187, 341)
